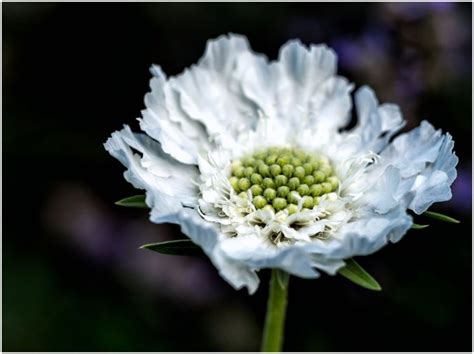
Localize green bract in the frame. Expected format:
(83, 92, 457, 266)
(229, 147, 339, 212)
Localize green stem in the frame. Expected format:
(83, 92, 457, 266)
(260, 269, 290, 352)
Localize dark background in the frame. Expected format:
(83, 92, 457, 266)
(3, 2, 472, 351)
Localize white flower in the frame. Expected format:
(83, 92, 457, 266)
(105, 34, 458, 294)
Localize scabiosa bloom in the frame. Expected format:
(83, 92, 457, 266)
(105, 34, 457, 294)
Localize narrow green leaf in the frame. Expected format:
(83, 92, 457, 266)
(139, 239, 203, 256)
(275, 269, 290, 290)
(411, 223, 429, 230)
(338, 258, 382, 291)
(424, 211, 460, 224)
(115, 195, 147, 208)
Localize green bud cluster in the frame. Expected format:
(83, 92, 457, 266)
(229, 147, 339, 214)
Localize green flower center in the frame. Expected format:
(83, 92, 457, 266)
(228, 147, 339, 214)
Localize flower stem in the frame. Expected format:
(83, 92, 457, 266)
(261, 269, 290, 352)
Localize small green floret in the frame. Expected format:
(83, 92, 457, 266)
(287, 204, 298, 215)
(253, 195, 267, 209)
(282, 164, 294, 177)
(270, 164, 282, 177)
(250, 184, 263, 196)
(287, 191, 299, 204)
(310, 184, 322, 197)
(288, 177, 300, 190)
(297, 184, 310, 196)
(250, 173, 263, 185)
(238, 177, 251, 191)
(275, 174, 288, 187)
(303, 196, 314, 208)
(272, 197, 287, 211)
(264, 188, 277, 201)
(277, 186, 290, 198)
(294, 166, 306, 180)
(303, 175, 315, 185)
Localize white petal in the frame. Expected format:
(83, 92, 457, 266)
(304, 207, 413, 260)
(382, 121, 444, 176)
(241, 40, 353, 134)
(409, 172, 449, 214)
(408, 132, 458, 213)
(276, 40, 337, 108)
(308, 76, 353, 133)
(277, 41, 353, 134)
(169, 208, 220, 253)
(359, 165, 401, 214)
(219, 234, 319, 279)
(104, 126, 199, 221)
(309, 255, 346, 275)
(169, 34, 263, 146)
(381, 121, 458, 214)
(340, 209, 413, 256)
(139, 66, 210, 165)
(212, 248, 260, 295)
(341, 86, 405, 156)
(171, 209, 260, 294)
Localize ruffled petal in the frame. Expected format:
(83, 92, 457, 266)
(358, 165, 402, 214)
(407, 132, 458, 214)
(309, 254, 346, 275)
(307, 76, 353, 133)
(305, 207, 413, 260)
(169, 208, 260, 294)
(212, 247, 260, 294)
(219, 234, 319, 279)
(337, 86, 405, 159)
(139, 66, 210, 165)
(338, 208, 413, 257)
(339, 89, 457, 216)
(104, 126, 199, 222)
(381, 121, 458, 214)
(168, 34, 264, 146)
(241, 40, 353, 134)
(275, 41, 337, 112)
